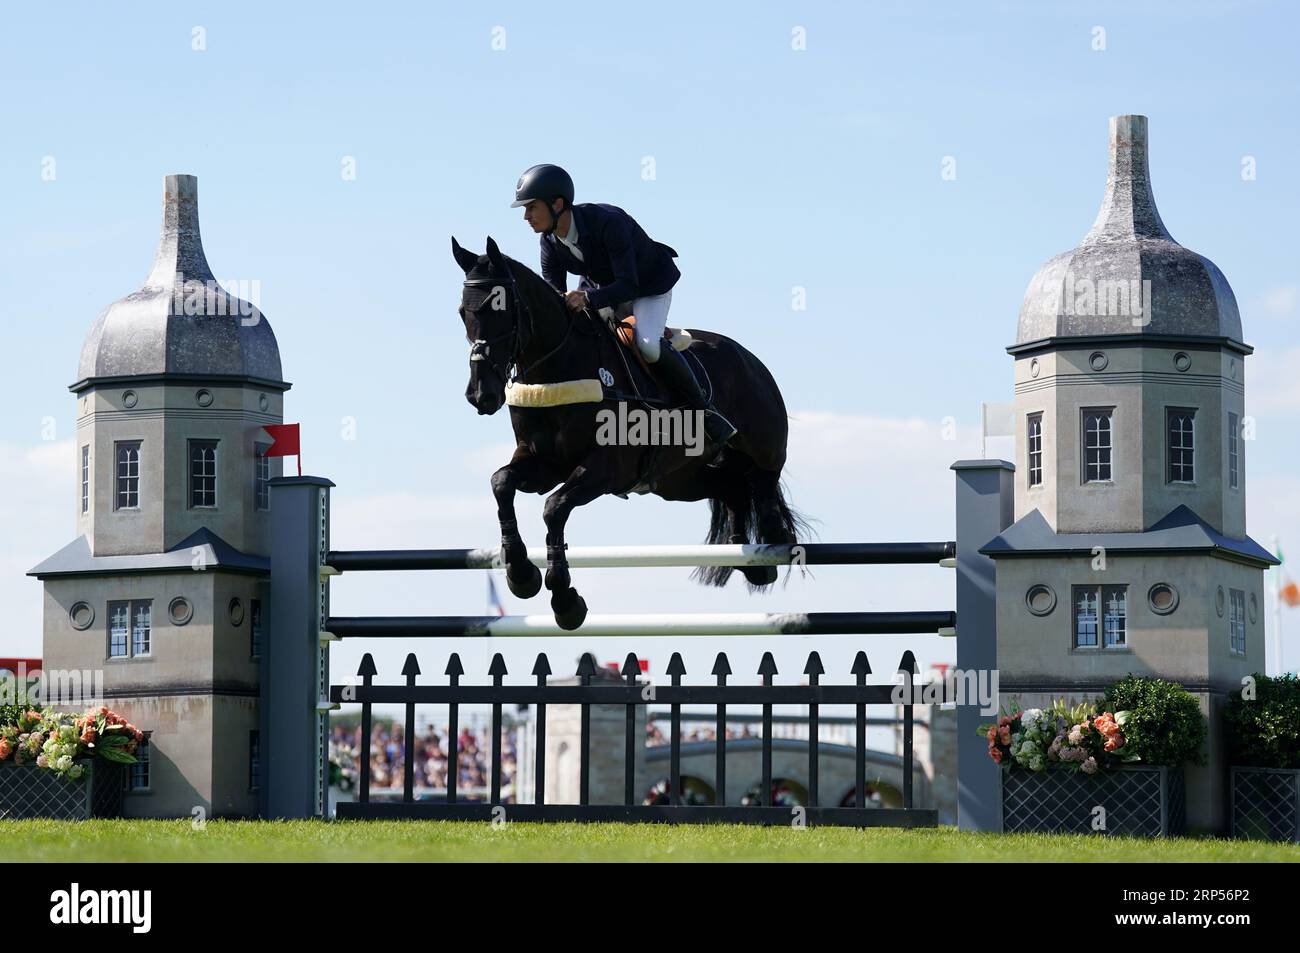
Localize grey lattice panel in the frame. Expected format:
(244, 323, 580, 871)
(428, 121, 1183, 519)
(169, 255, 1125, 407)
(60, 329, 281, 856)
(0, 761, 124, 820)
(1232, 768, 1300, 842)
(1002, 766, 1184, 837)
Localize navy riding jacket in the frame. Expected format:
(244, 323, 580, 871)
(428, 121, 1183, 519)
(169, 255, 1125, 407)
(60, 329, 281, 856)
(539, 203, 680, 310)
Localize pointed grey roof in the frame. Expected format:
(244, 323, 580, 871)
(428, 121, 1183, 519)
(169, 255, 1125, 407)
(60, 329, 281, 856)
(980, 506, 1277, 568)
(1015, 116, 1244, 352)
(28, 528, 268, 579)
(73, 174, 285, 392)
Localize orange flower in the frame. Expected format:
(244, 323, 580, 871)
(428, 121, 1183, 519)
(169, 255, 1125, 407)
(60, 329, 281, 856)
(989, 745, 1003, 764)
(80, 727, 98, 744)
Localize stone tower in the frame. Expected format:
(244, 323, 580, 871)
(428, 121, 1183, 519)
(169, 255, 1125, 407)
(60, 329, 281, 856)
(29, 175, 287, 818)
(985, 116, 1277, 832)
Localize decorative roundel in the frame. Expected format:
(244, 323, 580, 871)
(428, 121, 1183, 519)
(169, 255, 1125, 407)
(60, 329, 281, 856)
(168, 597, 194, 626)
(1249, 593, 1258, 624)
(259, 393, 270, 412)
(196, 389, 214, 408)
(1147, 583, 1180, 616)
(69, 601, 95, 631)
(229, 598, 245, 627)
(1230, 359, 1238, 380)
(1216, 586, 1226, 617)
(1029, 358, 1041, 379)
(1173, 352, 1192, 373)
(122, 390, 139, 409)
(1025, 584, 1057, 617)
(1088, 351, 1109, 372)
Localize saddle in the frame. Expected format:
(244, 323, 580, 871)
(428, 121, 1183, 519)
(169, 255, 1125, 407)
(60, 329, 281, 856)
(610, 314, 694, 374)
(592, 309, 711, 408)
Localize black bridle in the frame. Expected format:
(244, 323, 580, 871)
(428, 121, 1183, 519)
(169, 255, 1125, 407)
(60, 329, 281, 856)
(462, 262, 578, 385)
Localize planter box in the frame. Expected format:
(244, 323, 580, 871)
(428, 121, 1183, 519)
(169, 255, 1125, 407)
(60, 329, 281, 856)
(1231, 767, 1300, 842)
(0, 760, 125, 820)
(1001, 765, 1185, 837)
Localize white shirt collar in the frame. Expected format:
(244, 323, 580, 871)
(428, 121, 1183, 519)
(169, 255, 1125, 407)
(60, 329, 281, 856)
(557, 207, 579, 249)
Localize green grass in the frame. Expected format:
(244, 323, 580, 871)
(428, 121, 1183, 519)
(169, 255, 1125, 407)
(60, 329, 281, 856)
(5, 820, 1299, 862)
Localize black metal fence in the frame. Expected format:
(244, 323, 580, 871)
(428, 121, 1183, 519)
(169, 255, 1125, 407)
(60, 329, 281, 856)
(330, 648, 941, 827)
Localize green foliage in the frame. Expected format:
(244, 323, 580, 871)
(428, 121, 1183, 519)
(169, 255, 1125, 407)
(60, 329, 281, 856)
(1223, 673, 1300, 769)
(0, 706, 29, 728)
(1100, 675, 1206, 767)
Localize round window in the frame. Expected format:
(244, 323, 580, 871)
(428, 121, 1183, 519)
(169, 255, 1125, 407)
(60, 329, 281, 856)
(1147, 583, 1179, 615)
(1025, 584, 1057, 617)
(1088, 351, 1109, 372)
(169, 597, 194, 626)
(229, 598, 245, 627)
(69, 601, 96, 631)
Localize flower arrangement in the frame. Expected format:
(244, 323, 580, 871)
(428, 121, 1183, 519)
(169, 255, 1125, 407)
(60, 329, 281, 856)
(329, 741, 357, 791)
(0, 706, 142, 781)
(980, 699, 1137, 774)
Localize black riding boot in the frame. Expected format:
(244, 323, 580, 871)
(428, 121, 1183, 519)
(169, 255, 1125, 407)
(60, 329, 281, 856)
(650, 346, 738, 454)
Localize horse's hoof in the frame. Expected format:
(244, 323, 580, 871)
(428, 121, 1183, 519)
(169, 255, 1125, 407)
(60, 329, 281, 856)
(552, 588, 588, 631)
(507, 561, 542, 599)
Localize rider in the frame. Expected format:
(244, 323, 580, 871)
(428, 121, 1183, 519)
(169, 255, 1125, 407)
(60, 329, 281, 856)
(511, 163, 738, 451)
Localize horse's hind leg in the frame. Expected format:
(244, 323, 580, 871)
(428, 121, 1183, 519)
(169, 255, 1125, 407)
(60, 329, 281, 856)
(491, 450, 560, 599)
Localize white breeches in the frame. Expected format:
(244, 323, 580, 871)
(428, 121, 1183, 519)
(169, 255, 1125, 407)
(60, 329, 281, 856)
(630, 290, 672, 363)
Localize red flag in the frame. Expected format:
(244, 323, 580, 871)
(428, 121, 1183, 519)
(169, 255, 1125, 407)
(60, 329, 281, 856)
(1282, 580, 1300, 608)
(263, 423, 302, 476)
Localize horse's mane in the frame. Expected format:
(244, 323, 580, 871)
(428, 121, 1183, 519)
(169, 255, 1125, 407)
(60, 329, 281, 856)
(504, 254, 564, 305)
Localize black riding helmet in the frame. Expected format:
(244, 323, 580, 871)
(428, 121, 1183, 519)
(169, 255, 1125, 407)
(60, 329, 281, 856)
(511, 164, 574, 235)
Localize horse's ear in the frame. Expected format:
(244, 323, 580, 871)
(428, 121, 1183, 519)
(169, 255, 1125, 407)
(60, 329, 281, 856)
(485, 236, 504, 270)
(451, 237, 478, 274)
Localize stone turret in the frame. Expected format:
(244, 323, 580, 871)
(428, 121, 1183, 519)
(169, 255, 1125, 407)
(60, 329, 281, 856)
(31, 175, 285, 818)
(986, 116, 1278, 833)
(71, 174, 288, 557)
(1010, 116, 1248, 537)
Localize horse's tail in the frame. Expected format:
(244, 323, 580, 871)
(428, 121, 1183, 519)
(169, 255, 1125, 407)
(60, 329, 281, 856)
(692, 474, 814, 590)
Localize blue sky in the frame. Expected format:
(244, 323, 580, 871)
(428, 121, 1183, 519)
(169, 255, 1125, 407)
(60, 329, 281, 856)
(2, 2, 1298, 710)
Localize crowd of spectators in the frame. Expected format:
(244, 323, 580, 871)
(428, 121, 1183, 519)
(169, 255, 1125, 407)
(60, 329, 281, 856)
(331, 720, 517, 797)
(645, 722, 757, 746)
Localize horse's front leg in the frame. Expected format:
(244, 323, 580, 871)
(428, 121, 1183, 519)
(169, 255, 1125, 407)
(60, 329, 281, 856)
(491, 448, 561, 599)
(541, 457, 617, 630)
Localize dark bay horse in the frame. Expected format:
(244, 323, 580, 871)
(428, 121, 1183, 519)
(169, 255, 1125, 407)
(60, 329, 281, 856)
(453, 236, 807, 629)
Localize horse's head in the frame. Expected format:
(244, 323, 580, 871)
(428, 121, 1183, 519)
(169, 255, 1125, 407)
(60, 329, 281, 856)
(452, 236, 519, 416)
